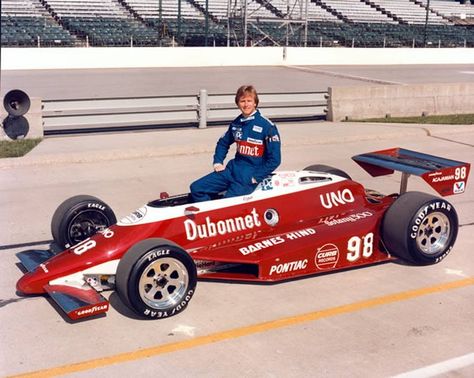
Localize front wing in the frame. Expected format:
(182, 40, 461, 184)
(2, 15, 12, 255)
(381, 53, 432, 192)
(17, 249, 109, 320)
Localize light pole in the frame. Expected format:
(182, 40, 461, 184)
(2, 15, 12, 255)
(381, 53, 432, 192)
(243, 0, 248, 46)
(159, 0, 162, 23)
(304, 0, 309, 47)
(227, 0, 231, 47)
(423, 0, 431, 46)
(205, 0, 209, 46)
(178, 0, 182, 43)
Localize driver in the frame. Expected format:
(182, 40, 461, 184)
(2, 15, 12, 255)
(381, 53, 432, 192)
(190, 85, 281, 202)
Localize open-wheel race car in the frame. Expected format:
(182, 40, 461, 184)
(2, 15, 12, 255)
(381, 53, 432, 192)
(16, 148, 470, 321)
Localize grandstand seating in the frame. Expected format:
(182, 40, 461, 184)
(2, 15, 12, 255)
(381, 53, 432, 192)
(269, 0, 340, 22)
(124, 0, 202, 19)
(43, 0, 162, 46)
(1, 0, 76, 46)
(244, 1, 277, 19)
(319, 0, 398, 23)
(370, 0, 452, 24)
(420, 0, 474, 20)
(307, 20, 472, 47)
(124, 0, 227, 46)
(1, 0, 473, 48)
(192, 0, 228, 20)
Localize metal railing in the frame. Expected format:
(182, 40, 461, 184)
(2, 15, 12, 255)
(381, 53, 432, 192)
(42, 90, 328, 135)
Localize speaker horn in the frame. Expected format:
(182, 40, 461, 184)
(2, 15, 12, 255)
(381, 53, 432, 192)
(2, 115, 30, 140)
(3, 89, 31, 117)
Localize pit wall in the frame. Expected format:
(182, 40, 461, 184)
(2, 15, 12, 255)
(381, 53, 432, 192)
(328, 83, 474, 121)
(2, 47, 474, 70)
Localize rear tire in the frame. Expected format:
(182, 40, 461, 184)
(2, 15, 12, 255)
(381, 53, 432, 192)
(304, 164, 351, 180)
(381, 191, 458, 265)
(116, 238, 197, 319)
(51, 195, 116, 249)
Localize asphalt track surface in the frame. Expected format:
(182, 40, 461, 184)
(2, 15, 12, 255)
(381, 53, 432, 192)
(2, 64, 474, 99)
(0, 64, 474, 377)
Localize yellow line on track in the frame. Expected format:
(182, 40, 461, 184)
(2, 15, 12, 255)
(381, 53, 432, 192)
(11, 277, 474, 378)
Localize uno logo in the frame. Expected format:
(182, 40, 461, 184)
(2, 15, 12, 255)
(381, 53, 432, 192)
(320, 189, 354, 209)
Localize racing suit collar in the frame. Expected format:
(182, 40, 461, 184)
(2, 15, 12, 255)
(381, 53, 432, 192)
(240, 110, 258, 122)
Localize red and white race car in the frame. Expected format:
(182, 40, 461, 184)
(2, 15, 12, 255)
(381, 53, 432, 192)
(16, 147, 470, 321)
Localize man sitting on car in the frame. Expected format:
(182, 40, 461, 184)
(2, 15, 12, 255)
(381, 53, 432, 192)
(190, 85, 281, 202)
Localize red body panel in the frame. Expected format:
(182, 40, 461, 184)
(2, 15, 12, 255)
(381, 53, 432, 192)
(17, 176, 395, 294)
(190, 187, 393, 281)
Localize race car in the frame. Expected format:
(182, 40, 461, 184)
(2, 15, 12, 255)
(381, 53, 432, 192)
(15, 147, 470, 321)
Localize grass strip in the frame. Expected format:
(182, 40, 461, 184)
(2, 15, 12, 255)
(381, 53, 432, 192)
(0, 138, 42, 158)
(351, 113, 474, 125)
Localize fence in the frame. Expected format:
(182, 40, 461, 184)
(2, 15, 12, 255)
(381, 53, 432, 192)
(41, 90, 328, 135)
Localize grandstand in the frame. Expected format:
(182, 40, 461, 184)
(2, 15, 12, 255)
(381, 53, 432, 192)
(124, 0, 227, 46)
(317, 0, 398, 23)
(370, 0, 450, 24)
(1, 0, 473, 48)
(418, 0, 474, 21)
(45, 0, 162, 46)
(1, 0, 77, 46)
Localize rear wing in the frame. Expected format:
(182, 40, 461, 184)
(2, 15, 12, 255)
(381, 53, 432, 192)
(352, 147, 470, 196)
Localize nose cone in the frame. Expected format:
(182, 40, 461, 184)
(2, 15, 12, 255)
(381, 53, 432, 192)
(16, 272, 47, 294)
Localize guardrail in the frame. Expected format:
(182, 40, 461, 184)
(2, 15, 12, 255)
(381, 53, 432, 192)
(42, 90, 328, 135)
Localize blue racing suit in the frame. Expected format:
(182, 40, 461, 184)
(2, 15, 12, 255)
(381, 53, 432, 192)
(190, 110, 281, 202)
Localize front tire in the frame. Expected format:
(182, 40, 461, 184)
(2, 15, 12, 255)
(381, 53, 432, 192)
(51, 195, 117, 249)
(116, 238, 197, 319)
(382, 192, 458, 265)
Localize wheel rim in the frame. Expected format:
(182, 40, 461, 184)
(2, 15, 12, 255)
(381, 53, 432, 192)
(415, 211, 450, 255)
(67, 210, 111, 245)
(138, 256, 189, 310)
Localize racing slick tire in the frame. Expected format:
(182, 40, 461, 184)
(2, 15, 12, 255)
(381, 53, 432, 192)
(303, 164, 352, 180)
(51, 195, 117, 250)
(381, 191, 458, 265)
(116, 238, 197, 319)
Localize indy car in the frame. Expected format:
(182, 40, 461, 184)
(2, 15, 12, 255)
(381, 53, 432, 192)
(16, 148, 470, 321)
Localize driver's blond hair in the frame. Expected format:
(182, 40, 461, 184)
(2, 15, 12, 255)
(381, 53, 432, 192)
(235, 85, 259, 107)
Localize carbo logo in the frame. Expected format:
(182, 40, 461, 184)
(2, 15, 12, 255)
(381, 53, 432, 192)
(315, 243, 339, 270)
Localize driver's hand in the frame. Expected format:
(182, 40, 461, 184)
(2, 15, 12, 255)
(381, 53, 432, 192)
(213, 163, 225, 172)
